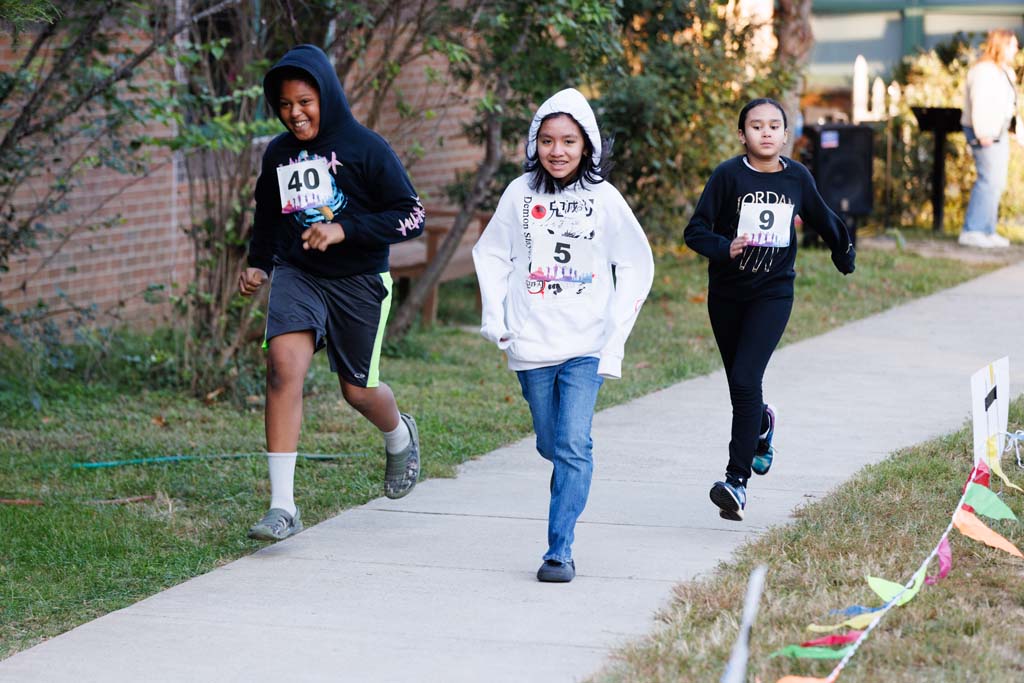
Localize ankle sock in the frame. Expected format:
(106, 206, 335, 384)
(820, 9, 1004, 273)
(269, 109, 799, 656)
(383, 416, 411, 454)
(267, 452, 297, 516)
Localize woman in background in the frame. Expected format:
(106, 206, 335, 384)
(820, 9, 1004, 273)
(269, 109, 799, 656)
(959, 29, 1020, 249)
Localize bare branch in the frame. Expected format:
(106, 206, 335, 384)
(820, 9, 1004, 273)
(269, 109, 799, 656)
(0, 0, 241, 163)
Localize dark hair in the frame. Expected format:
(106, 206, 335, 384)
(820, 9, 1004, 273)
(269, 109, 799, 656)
(737, 98, 787, 131)
(268, 66, 320, 102)
(524, 112, 613, 193)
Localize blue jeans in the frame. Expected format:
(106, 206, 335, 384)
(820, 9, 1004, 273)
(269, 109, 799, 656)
(963, 125, 1010, 235)
(517, 357, 604, 563)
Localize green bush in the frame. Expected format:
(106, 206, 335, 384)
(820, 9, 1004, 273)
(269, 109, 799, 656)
(597, 0, 794, 244)
(884, 37, 1024, 234)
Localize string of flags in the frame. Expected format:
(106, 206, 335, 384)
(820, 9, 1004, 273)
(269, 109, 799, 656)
(723, 358, 1022, 683)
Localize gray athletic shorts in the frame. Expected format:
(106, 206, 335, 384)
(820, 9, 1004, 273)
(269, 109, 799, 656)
(265, 260, 393, 387)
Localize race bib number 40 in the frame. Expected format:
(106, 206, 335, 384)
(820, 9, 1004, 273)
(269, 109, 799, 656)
(277, 156, 333, 214)
(737, 202, 794, 248)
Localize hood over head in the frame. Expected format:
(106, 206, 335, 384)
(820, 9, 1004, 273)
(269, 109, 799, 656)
(264, 44, 353, 139)
(526, 88, 602, 166)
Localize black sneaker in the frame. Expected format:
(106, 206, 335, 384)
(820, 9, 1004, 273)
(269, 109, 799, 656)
(537, 559, 575, 583)
(384, 413, 420, 499)
(710, 479, 746, 521)
(751, 404, 776, 476)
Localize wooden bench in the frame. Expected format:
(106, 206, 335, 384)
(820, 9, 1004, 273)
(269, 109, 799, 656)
(389, 208, 490, 327)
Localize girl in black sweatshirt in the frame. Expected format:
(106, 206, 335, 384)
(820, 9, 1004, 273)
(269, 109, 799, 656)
(684, 98, 855, 521)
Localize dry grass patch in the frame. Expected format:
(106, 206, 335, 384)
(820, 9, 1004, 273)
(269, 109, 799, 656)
(593, 399, 1024, 683)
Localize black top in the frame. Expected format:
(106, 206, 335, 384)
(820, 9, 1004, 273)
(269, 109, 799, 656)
(247, 44, 425, 278)
(684, 155, 855, 299)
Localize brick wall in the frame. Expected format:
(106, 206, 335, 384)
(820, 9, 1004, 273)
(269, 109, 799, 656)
(0, 31, 194, 326)
(0, 36, 483, 329)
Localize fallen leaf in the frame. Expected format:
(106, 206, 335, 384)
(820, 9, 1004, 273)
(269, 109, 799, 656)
(634, 361, 651, 369)
(151, 414, 168, 428)
(689, 292, 707, 303)
(204, 387, 226, 404)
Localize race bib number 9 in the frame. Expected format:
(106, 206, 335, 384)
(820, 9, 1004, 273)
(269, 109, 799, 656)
(737, 202, 794, 248)
(277, 156, 333, 214)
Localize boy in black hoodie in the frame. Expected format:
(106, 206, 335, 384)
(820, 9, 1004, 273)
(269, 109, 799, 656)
(239, 45, 426, 541)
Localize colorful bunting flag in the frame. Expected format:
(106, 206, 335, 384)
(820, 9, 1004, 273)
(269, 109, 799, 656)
(866, 567, 926, 606)
(770, 644, 854, 659)
(953, 508, 1023, 558)
(801, 632, 863, 647)
(924, 536, 951, 585)
(962, 462, 991, 513)
(807, 610, 878, 632)
(963, 483, 1017, 521)
(985, 435, 1023, 493)
(828, 605, 879, 617)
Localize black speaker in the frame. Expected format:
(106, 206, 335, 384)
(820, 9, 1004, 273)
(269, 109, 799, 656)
(802, 124, 873, 217)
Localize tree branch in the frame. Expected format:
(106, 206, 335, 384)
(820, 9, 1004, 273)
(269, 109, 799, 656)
(0, 0, 240, 164)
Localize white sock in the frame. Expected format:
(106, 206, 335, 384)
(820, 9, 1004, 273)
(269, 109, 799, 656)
(267, 452, 297, 516)
(382, 416, 411, 454)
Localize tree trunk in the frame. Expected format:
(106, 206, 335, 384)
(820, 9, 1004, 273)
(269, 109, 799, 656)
(386, 107, 504, 339)
(775, 0, 814, 157)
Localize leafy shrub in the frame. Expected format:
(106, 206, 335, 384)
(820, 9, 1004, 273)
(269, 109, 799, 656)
(885, 36, 1024, 234)
(597, 0, 794, 243)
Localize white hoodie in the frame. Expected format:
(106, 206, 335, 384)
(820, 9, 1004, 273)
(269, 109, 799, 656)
(961, 60, 1017, 140)
(472, 88, 655, 379)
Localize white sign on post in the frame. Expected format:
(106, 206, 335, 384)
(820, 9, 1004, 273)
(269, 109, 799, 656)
(276, 156, 333, 214)
(737, 202, 794, 248)
(970, 356, 1010, 467)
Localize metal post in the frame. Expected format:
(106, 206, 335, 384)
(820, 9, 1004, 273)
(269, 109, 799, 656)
(932, 130, 946, 232)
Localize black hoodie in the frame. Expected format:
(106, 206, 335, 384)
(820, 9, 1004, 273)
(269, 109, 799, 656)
(247, 44, 425, 278)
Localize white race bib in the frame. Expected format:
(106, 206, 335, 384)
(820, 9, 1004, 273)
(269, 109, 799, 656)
(276, 156, 333, 214)
(525, 199, 596, 298)
(737, 202, 794, 248)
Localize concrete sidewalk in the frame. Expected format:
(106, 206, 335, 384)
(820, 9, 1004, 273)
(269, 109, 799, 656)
(3, 261, 1024, 683)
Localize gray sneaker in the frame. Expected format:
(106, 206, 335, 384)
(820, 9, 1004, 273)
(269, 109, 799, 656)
(247, 507, 302, 541)
(384, 413, 420, 499)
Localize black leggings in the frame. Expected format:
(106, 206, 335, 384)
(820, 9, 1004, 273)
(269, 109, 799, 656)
(708, 293, 793, 483)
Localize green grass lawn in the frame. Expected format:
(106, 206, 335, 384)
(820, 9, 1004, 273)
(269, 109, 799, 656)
(0, 245, 1000, 659)
(590, 397, 1024, 683)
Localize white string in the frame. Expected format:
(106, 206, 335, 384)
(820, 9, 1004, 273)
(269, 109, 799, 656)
(1001, 430, 1024, 469)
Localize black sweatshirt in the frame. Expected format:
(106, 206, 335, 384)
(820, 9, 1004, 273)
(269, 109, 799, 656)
(247, 44, 425, 279)
(684, 155, 855, 300)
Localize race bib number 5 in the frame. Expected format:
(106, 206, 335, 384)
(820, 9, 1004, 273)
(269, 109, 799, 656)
(277, 156, 333, 214)
(528, 228, 595, 297)
(737, 202, 794, 248)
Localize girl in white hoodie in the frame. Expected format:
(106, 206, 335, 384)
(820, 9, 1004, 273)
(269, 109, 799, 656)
(473, 88, 654, 583)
